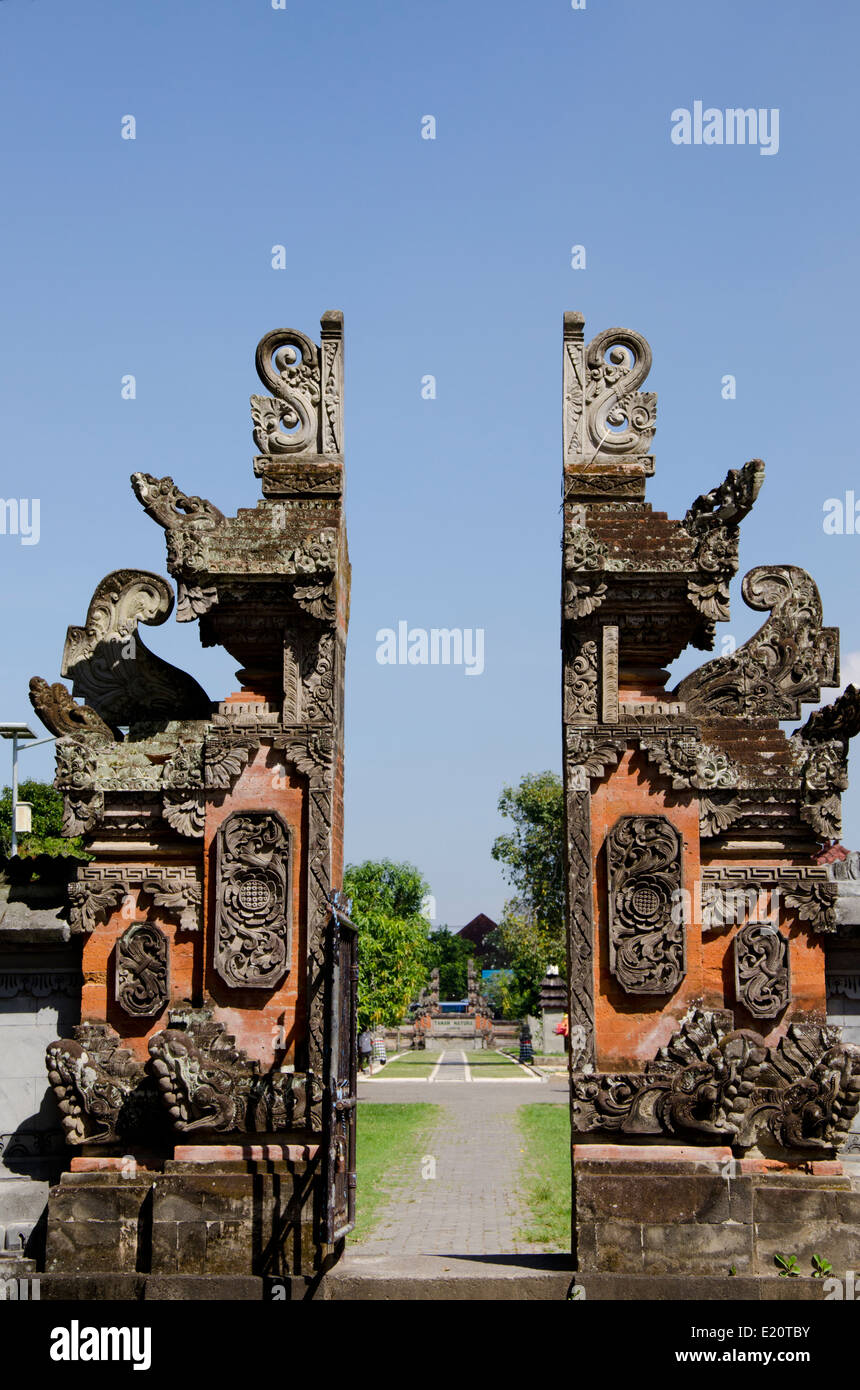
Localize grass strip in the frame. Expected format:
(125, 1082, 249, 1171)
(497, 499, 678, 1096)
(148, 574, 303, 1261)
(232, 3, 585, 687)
(352, 1101, 441, 1242)
(515, 1103, 571, 1251)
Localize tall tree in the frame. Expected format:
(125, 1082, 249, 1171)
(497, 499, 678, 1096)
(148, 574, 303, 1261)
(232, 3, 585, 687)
(425, 927, 474, 1000)
(490, 771, 565, 1015)
(343, 859, 432, 1029)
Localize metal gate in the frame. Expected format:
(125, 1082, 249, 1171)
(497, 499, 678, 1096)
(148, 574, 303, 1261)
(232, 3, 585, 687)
(324, 895, 358, 1243)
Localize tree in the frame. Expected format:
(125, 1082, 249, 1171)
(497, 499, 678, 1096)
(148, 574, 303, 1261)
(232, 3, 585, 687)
(425, 927, 474, 1000)
(490, 772, 565, 1015)
(0, 779, 87, 859)
(343, 859, 432, 1030)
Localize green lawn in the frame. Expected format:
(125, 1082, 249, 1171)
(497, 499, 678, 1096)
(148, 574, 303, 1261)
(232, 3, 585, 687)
(515, 1104, 571, 1250)
(367, 1050, 442, 1079)
(352, 1102, 441, 1242)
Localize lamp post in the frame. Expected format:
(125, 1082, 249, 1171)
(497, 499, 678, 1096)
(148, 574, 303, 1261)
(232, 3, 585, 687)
(0, 722, 38, 855)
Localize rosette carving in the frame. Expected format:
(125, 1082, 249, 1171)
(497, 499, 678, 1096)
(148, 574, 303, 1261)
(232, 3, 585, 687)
(214, 810, 292, 989)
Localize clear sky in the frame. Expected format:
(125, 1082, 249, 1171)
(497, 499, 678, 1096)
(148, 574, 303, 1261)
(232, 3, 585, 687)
(0, 0, 858, 926)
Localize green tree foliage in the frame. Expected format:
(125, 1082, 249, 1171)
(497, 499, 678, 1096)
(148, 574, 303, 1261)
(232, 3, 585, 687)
(343, 859, 432, 1029)
(0, 780, 87, 859)
(425, 927, 474, 1000)
(491, 772, 565, 1015)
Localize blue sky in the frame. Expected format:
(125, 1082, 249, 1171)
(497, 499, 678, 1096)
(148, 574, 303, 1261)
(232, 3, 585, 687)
(1, 0, 858, 925)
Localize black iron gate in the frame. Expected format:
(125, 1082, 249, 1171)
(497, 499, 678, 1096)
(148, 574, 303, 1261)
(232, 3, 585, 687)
(323, 895, 358, 1243)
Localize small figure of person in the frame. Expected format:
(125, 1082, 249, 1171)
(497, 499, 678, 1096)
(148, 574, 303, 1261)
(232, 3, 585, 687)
(358, 1028, 373, 1073)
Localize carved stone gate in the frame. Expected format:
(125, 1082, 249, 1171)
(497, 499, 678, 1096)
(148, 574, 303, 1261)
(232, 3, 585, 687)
(30, 313, 353, 1294)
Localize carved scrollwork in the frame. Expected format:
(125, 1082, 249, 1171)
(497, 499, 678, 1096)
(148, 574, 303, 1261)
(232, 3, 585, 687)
(204, 738, 251, 789)
(564, 579, 608, 620)
(699, 796, 744, 839)
(674, 566, 838, 719)
(784, 880, 838, 933)
(687, 526, 740, 624)
(564, 315, 657, 462)
(563, 635, 598, 721)
(162, 791, 205, 839)
(214, 810, 292, 989)
(733, 922, 790, 1018)
(606, 816, 685, 994)
(251, 317, 343, 460)
(61, 570, 212, 723)
(116, 922, 170, 1018)
(564, 526, 608, 572)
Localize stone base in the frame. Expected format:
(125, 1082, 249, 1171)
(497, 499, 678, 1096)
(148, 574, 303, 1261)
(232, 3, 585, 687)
(573, 1144, 860, 1278)
(45, 1152, 327, 1279)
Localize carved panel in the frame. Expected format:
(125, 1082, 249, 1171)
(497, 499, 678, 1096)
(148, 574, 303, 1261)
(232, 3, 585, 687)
(116, 922, 170, 1018)
(605, 815, 685, 994)
(733, 922, 790, 1018)
(214, 810, 292, 989)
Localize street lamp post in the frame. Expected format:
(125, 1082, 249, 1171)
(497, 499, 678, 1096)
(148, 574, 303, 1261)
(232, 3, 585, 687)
(0, 722, 39, 856)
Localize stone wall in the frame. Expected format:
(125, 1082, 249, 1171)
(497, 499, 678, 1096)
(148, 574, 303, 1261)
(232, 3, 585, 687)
(0, 873, 81, 1264)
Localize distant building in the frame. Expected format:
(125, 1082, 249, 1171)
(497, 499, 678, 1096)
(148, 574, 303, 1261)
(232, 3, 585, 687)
(454, 913, 497, 955)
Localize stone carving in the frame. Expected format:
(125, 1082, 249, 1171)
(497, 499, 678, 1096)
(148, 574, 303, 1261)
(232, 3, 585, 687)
(733, 921, 790, 1018)
(162, 791, 205, 839)
(250, 317, 343, 458)
(687, 527, 738, 624)
(564, 526, 609, 571)
(699, 796, 744, 839)
(28, 677, 117, 741)
(68, 866, 202, 933)
(798, 683, 860, 746)
(564, 635, 598, 721)
(565, 787, 595, 1066)
(46, 1024, 147, 1146)
(214, 811, 292, 989)
(605, 816, 685, 994)
(571, 1008, 860, 1151)
(683, 459, 765, 535)
(54, 738, 98, 790)
(564, 579, 608, 619)
(61, 791, 103, 837)
(204, 738, 251, 789)
(148, 1011, 308, 1133)
(675, 566, 838, 719)
(116, 921, 170, 1018)
(130, 472, 225, 530)
(784, 880, 838, 933)
(563, 313, 656, 462)
(565, 729, 626, 779)
(61, 570, 211, 723)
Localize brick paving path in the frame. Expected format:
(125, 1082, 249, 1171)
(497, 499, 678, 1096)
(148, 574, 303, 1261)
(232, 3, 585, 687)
(349, 1069, 568, 1264)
